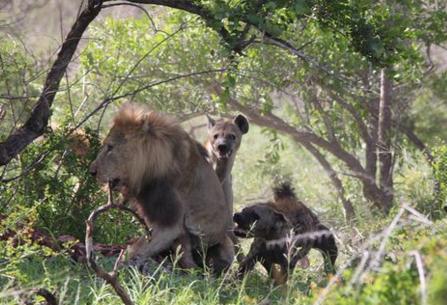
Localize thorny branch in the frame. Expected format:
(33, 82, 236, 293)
(85, 183, 149, 305)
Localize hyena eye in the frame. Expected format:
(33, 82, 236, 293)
(228, 134, 236, 140)
(106, 144, 114, 152)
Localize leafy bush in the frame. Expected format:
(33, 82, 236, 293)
(0, 35, 40, 140)
(0, 126, 139, 243)
(433, 145, 447, 212)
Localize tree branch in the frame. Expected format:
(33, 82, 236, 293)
(301, 142, 355, 222)
(211, 83, 386, 211)
(0, 0, 103, 165)
(85, 184, 141, 305)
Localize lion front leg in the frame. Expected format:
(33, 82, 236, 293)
(206, 235, 234, 275)
(129, 224, 183, 270)
(170, 234, 198, 269)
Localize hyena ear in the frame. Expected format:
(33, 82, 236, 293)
(273, 211, 288, 225)
(206, 114, 216, 130)
(233, 114, 249, 134)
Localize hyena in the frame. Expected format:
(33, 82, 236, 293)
(205, 114, 249, 211)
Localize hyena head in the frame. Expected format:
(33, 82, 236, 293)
(207, 114, 249, 160)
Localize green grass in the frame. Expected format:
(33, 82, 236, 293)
(1, 218, 446, 305)
(1, 123, 446, 305)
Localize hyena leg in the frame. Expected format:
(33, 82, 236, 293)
(259, 259, 284, 285)
(228, 231, 245, 262)
(237, 239, 264, 278)
(277, 257, 291, 286)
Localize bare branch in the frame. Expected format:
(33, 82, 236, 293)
(85, 184, 151, 305)
(409, 250, 428, 305)
(301, 142, 355, 222)
(369, 207, 405, 270)
(101, 2, 159, 32)
(0, 0, 103, 165)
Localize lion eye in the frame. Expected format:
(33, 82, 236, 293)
(106, 144, 114, 152)
(213, 134, 219, 139)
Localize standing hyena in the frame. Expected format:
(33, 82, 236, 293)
(205, 114, 249, 211)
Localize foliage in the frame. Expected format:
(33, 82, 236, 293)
(320, 220, 447, 305)
(81, 14, 225, 115)
(199, 0, 447, 66)
(0, 34, 40, 140)
(0, 125, 138, 243)
(1, 2, 447, 304)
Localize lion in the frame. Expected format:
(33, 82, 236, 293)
(233, 182, 338, 285)
(89, 103, 234, 273)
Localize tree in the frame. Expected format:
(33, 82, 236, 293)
(1, 0, 446, 219)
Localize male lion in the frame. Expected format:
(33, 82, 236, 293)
(89, 103, 234, 273)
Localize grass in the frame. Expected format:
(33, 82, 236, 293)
(1, 124, 446, 305)
(2, 217, 446, 305)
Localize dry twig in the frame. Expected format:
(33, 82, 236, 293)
(85, 183, 150, 305)
(409, 250, 427, 305)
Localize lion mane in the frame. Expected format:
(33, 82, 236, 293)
(111, 103, 192, 193)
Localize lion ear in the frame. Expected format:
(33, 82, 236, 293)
(233, 114, 249, 134)
(206, 114, 216, 130)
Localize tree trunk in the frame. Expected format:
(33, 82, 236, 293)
(363, 97, 380, 205)
(377, 68, 394, 212)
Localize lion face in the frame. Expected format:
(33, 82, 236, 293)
(89, 127, 132, 193)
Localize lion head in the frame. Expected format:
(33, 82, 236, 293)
(89, 103, 190, 195)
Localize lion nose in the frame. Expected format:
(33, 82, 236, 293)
(218, 144, 229, 154)
(89, 163, 97, 177)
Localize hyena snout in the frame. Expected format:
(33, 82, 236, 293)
(233, 212, 242, 223)
(217, 143, 231, 154)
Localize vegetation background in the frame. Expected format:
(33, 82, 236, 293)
(1, 0, 447, 304)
